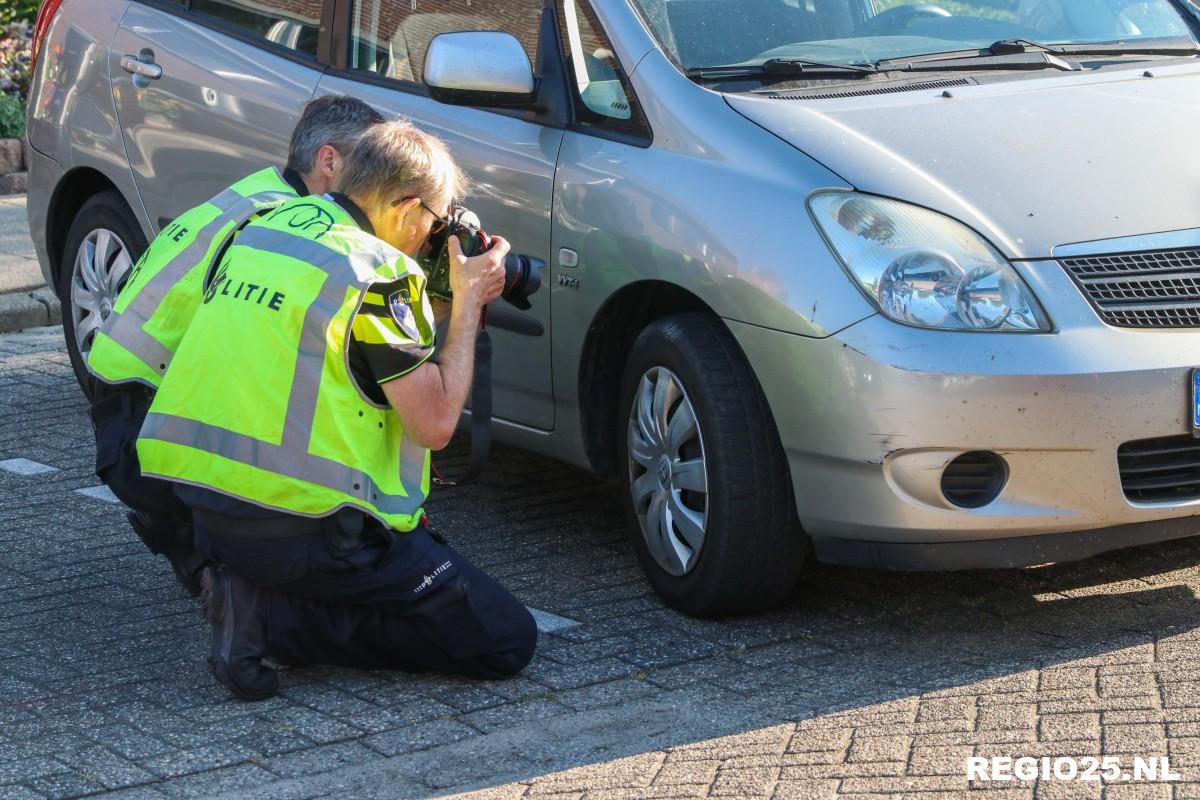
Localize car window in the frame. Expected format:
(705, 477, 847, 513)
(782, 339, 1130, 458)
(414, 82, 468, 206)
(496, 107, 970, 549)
(190, 0, 322, 56)
(349, 0, 542, 85)
(558, 0, 651, 140)
(631, 0, 1196, 71)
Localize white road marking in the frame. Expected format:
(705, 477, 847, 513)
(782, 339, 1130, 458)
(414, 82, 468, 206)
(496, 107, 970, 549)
(74, 486, 122, 504)
(0, 458, 58, 475)
(527, 607, 581, 633)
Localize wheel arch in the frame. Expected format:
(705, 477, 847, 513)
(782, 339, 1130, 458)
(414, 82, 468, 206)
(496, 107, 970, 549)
(578, 280, 714, 476)
(45, 168, 139, 297)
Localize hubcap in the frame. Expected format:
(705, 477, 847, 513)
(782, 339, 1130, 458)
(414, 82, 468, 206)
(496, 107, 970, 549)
(627, 366, 709, 577)
(71, 228, 133, 364)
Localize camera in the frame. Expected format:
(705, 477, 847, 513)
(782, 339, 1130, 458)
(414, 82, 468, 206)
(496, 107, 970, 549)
(420, 206, 542, 311)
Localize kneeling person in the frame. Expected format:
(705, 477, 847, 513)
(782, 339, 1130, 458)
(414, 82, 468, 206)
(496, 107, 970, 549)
(136, 120, 537, 699)
(85, 96, 383, 594)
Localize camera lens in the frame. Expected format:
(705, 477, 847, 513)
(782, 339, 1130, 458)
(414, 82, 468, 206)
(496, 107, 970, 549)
(502, 254, 541, 310)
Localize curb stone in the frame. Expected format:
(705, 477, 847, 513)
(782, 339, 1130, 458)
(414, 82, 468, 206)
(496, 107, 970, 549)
(0, 172, 28, 195)
(0, 287, 61, 332)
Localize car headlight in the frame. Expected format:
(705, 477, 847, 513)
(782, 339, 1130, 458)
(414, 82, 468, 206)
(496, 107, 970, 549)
(809, 192, 1050, 332)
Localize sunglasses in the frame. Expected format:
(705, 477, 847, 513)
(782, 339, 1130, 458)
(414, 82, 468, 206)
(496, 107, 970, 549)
(393, 196, 449, 235)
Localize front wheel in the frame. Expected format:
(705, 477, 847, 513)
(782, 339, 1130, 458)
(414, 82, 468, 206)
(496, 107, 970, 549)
(617, 312, 808, 617)
(59, 190, 147, 399)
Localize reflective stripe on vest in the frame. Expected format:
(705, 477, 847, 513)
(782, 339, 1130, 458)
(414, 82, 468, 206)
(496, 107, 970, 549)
(99, 180, 296, 379)
(137, 223, 427, 525)
(138, 413, 427, 518)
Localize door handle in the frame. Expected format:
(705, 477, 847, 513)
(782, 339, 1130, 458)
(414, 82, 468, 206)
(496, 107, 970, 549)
(120, 53, 162, 82)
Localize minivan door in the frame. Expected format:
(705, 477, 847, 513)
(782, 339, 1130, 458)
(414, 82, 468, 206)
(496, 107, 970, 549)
(110, 0, 325, 230)
(314, 0, 562, 431)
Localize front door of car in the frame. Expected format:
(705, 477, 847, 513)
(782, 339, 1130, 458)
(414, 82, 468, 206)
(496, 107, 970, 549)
(110, 0, 324, 229)
(314, 0, 562, 431)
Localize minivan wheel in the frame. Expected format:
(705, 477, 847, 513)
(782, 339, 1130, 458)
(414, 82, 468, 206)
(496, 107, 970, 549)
(617, 312, 808, 617)
(59, 190, 147, 398)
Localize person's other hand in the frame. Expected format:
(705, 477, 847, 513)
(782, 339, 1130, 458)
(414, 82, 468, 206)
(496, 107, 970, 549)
(448, 235, 510, 309)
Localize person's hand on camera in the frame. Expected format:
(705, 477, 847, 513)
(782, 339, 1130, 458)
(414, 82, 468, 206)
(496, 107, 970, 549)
(448, 235, 510, 309)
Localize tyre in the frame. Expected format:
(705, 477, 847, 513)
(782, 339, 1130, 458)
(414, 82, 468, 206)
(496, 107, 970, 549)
(617, 312, 809, 617)
(59, 190, 147, 399)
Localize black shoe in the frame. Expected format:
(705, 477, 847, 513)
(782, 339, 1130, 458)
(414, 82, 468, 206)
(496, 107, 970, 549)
(128, 512, 210, 597)
(200, 567, 279, 701)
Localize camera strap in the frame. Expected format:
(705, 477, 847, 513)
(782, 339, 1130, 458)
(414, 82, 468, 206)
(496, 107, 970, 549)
(432, 325, 492, 487)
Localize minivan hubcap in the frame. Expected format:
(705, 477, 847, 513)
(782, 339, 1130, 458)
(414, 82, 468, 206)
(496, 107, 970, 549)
(628, 367, 709, 577)
(71, 228, 133, 363)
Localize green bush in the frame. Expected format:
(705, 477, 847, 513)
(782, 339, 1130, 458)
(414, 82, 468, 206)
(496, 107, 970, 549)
(0, 93, 23, 140)
(0, 0, 39, 26)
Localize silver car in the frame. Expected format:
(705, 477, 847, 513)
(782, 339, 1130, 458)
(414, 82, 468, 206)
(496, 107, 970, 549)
(25, 0, 1200, 615)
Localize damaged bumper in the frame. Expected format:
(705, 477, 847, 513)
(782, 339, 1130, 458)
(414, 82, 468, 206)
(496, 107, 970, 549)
(727, 259, 1200, 569)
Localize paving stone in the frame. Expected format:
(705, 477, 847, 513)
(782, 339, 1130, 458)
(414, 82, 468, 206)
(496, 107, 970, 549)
(907, 744, 973, 776)
(652, 759, 719, 786)
(709, 765, 779, 795)
(157, 763, 277, 797)
(0, 756, 67, 784)
(979, 703, 1039, 731)
(1104, 724, 1167, 754)
(26, 770, 107, 799)
(363, 718, 478, 757)
(846, 734, 911, 763)
(140, 742, 260, 779)
(462, 695, 573, 734)
(1042, 713, 1103, 742)
(770, 778, 840, 799)
(256, 705, 362, 744)
(258, 741, 378, 778)
(0, 786, 46, 800)
(59, 745, 158, 789)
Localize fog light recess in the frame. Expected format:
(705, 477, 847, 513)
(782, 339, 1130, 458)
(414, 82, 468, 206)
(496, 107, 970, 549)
(941, 451, 1007, 509)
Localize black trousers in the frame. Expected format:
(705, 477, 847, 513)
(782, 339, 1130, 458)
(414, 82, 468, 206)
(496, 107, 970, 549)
(89, 384, 194, 554)
(192, 510, 538, 679)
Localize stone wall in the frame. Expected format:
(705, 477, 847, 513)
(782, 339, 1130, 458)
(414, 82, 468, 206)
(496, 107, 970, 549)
(0, 138, 24, 195)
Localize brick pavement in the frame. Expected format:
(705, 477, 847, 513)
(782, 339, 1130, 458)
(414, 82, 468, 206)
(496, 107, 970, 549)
(2, 326, 1200, 799)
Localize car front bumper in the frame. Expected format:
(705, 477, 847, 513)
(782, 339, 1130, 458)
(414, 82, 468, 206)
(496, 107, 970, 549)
(730, 259, 1200, 569)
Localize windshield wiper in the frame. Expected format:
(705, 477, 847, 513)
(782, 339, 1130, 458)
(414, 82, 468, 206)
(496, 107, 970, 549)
(988, 36, 1200, 57)
(877, 50, 1082, 72)
(686, 57, 878, 81)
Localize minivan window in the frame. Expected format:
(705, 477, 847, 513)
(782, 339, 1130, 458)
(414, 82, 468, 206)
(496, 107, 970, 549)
(558, 0, 651, 139)
(631, 0, 1197, 72)
(190, 0, 322, 56)
(349, 0, 542, 85)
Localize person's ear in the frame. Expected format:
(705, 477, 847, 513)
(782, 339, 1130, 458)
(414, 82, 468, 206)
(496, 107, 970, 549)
(381, 197, 420, 249)
(315, 144, 341, 180)
(392, 197, 420, 231)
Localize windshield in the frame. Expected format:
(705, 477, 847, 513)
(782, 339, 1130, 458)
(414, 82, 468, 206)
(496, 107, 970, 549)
(631, 0, 1198, 70)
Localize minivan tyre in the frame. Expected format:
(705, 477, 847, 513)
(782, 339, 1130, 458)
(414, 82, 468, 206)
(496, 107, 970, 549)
(59, 190, 148, 400)
(617, 312, 808, 617)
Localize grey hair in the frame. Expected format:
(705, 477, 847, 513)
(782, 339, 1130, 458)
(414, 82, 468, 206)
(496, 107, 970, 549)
(286, 95, 385, 174)
(338, 120, 469, 213)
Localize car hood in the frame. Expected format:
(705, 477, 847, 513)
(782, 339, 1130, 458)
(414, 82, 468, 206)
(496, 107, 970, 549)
(725, 62, 1200, 259)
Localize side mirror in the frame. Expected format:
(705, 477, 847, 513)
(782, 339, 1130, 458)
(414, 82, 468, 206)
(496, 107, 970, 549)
(423, 32, 538, 109)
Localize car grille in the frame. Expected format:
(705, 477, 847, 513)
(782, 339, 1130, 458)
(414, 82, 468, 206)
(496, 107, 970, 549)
(1060, 248, 1200, 328)
(1118, 435, 1200, 503)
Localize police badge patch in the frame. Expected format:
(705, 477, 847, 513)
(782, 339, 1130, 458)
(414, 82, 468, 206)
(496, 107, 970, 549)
(388, 289, 421, 343)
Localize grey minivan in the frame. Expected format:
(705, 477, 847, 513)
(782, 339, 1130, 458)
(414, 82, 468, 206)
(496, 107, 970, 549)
(25, 0, 1200, 615)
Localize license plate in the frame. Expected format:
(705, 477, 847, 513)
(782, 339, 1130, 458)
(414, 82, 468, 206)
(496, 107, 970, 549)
(1193, 369, 1200, 437)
